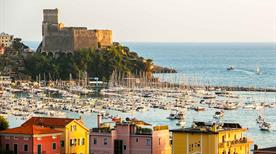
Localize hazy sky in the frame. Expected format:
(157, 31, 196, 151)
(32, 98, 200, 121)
(0, 0, 276, 42)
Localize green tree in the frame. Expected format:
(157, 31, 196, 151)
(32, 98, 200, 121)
(0, 115, 9, 130)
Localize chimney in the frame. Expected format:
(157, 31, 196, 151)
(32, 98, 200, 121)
(97, 114, 102, 128)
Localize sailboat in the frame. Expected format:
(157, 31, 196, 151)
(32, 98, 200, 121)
(256, 65, 261, 75)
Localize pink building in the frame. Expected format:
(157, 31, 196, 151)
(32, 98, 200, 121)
(0, 125, 62, 154)
(90, 117, 171, 154)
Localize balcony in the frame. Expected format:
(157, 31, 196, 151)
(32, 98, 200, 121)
(219, 137, 253, 148)
(135, 127, 152, 135)
(91, 127, 112, 133)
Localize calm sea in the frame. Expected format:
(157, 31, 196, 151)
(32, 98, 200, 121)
(26, 41, 276, 88)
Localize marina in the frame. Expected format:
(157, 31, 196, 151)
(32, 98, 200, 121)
(1, 80, 276, 148)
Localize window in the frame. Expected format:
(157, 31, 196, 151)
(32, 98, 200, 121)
(136, 138, 139, 142)
(82, 138, 85, 145)
(70, 139, 73, 146)
(124, 145, 126, 150)
(104, 138, 108, 145)
(60, 141, 65, 147)
(52, 143, 56, 150)
(71, 125, 77, 132)
(146, 139, 151, 146)
(159, 138, 161, 145)
(5, 144, 9, 151)
(24, 144, 29, 152)
(78, 139, 80, 145)
(93, 138, 97, 145)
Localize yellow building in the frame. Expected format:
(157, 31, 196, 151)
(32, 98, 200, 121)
(171, 122, 253, 154)
(22, 117, 89, 154)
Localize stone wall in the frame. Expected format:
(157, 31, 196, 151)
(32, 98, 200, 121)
(72, 28, 98, 50)
(95, 30, 112, 48)
(42, 27, 74, 53)
(40, 8, 113, 54)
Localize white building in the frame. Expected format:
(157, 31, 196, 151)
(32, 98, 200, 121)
(0, 32, 14, 47)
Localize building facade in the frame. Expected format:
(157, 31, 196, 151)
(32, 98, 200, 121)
(0, 44, 5, 55)
(21, 117, 90, 154)
(0, 32, 14, 48)
(90, 117, 171, 154)
(0, 125, 62, 154)
(171, 122, 253, 154)
(39, 8, 112, 56)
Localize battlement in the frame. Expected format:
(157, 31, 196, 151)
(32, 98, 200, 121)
(43, 8, 59, 24)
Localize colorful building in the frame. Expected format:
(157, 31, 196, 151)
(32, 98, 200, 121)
(0, 32, 14, 48)
(90, 116, 171, 154)
(0, 44, 5, 55)
(0, 124, 62, 154)
(21, 117, 89, 154)
(171, 121, 253, 154)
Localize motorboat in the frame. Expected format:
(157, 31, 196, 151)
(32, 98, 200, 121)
(213, 110, 224, 119)
(227, 65, 234, 71)
(259, 121, 271, 131)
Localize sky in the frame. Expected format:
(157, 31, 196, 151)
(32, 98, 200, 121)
(0, 0, 276, 42)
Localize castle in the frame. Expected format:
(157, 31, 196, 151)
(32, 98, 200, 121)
(38, 9, 112, 56)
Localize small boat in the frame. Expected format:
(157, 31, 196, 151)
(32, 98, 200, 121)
(167, 111, 185, 120)
(176, 118, 185, 127)
(167, 113, 177, 120)
(213, 110, 224, 119)
(259, 121, 271, 131)
(227, 65, 234, 71)
(193, 106, 206, 112)
(256, 115, 264, 124)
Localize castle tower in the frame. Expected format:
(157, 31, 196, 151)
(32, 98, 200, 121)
(42, 8, 59, 36)
(43, 8, 58, 24)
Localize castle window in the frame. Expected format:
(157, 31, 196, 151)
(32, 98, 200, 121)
(136, 138, 139, 142)
(93, 138, 97, 145)
(82, 138, 85, 145)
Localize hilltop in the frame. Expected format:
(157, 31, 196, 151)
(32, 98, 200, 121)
(0, 41, 176, 81)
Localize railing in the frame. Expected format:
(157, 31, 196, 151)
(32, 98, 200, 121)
(91, 128, 112, 133)
(219, 137, 251, 148)
(136, 127, 152, 135)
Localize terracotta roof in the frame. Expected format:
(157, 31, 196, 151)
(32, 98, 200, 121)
(0, 125, 62, 135)
(21, 117, 75, 128)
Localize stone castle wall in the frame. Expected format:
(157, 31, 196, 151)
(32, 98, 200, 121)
(42, 27, 74, 54)
(72, 29, 98, 51)
(95, 30, 112, 48)
(40, 9, 113, 55)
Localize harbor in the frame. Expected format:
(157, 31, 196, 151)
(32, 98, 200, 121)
(1, 77, 276, 148)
